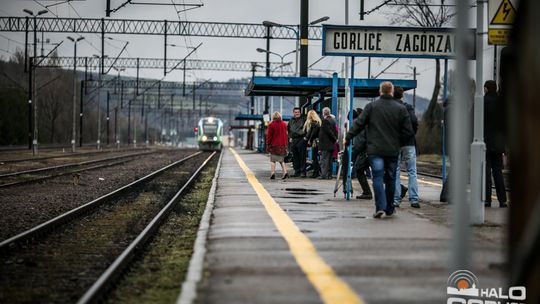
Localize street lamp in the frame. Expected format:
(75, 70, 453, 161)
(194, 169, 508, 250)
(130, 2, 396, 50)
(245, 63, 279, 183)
(263, 16, 329, 108)
(92, 54, 104, 149)
(309, 16, 330, 25)
(257, 48, 296, 114)
(112, 67, 125, 148)
(23, 9, 48, 155)
(67, 36, 84, 153)
(262, 16, 329, 77)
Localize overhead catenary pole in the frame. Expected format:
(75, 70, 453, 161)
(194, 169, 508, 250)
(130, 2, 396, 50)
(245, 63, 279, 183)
(68, 36, 84, 153)
(116, 69, 124, 147)
(32, 16, 38, 156)
(25, 16, 32, 149)
(96, 74, 101, 150)
(79, 80, 84, 147)
(346, 56, 355, 201)
(451, 0, 473, 271)
(144, 100, 148, 146)
(106, 90, 110, 145)
(127, 99, 132, 144)
(299, 0, 308, 108)
(470, 0, 486, 224)
(341, 0, 350, 152)
(163, 20, 167, 76)
(264, 25, 271, 115)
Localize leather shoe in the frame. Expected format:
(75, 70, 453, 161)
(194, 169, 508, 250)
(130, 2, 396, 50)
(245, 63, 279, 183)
(270, 173, 275, 180)
(356, 194, 373, 200)
(400, 184, 408, 199)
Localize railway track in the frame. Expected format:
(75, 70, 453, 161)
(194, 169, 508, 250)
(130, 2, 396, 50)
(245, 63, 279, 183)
(0, 147, 149, 165)
(0, 150, 158, 188)
(410, 163, 510, 192)
(0, 151, 217, 303)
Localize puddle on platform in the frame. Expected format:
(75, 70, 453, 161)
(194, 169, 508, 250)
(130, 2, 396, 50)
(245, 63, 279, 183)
(283, 188, 320, 192)
(287, 192, 325, 196)
(287, 201, 320, 205)
(296, 219, 320, 223)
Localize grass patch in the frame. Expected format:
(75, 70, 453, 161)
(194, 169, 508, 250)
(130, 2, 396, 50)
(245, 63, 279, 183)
(416, 154, 443, 164)
(105, 158, 217, 304)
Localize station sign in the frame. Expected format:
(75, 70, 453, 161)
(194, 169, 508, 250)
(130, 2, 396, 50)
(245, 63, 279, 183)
(322, 25, 475, 59)
(488, 0, 518, 45)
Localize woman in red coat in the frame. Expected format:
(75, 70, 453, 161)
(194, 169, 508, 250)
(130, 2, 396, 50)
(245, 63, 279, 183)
(267, 111, 289, 179)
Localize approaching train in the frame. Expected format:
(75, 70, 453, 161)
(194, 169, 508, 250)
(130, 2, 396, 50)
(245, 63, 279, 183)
(196, 117, 224, 151)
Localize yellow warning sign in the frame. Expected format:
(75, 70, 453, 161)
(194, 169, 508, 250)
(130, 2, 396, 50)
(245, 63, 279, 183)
(488, 28, 511, 45)
(490, 0, 516, 25)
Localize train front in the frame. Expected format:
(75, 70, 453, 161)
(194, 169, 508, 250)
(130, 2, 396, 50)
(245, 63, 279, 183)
(197, 117, 223, 151)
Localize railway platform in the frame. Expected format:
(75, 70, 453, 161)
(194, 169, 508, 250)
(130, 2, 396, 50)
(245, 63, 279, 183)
(192, 148, 508, 304)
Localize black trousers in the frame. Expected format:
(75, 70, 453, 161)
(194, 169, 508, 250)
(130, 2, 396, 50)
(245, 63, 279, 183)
(485, 152, 507, 203)
(310, 145, 320, 176)
(291, 138, 307, 174)
(342, 147, 372, 195)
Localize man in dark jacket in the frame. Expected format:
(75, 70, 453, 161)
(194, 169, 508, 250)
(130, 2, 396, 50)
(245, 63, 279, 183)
(287, 107, 306, 177)
(483, 80, 507, 207)
(351, 108, 373, 199)
(319, 107, 338, 179)
(345, 81, 414, 218)
(393, 86, 420, 208)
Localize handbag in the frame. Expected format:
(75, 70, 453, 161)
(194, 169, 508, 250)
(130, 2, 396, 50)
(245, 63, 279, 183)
(284, 152, 293, 163)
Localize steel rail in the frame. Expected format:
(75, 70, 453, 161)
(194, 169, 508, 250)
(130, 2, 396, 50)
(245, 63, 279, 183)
(0, 155, 147, 188)
(0, 150, 155, 178)
(77, 151, 217, 304)
(411, 169, 511, 192)
(0, 151, 202, 252)
(0, 147, 149, 164)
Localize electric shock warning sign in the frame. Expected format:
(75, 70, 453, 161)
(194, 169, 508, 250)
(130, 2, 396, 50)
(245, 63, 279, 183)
(488, 0, 518, 45)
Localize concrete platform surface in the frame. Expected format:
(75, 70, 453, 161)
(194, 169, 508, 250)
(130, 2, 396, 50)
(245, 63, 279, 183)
(197, 149, 507, 304)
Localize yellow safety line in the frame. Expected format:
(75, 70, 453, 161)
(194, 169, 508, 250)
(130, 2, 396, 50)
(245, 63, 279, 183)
(229, 148, 364, 304)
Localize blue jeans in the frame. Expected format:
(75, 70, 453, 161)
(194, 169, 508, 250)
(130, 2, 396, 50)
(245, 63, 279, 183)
(368, 155, 399, 214)
(394, 146, 419, 205)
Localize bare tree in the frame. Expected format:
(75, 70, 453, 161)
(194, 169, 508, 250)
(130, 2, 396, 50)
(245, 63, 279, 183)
(40, 69, 69, 143)
(385, 0, 456, 153)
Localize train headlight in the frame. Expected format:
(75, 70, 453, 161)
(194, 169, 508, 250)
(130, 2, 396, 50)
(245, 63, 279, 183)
(213, 136, 217, 141)
(202, 135, 208, 141)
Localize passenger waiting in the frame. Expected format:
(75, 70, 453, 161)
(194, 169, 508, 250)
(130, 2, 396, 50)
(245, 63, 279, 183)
(393, 86, 420, 209)
(351, 108, 373, 199)
(303, 110, 322, 178)
(267, 111, 289, 180)
(483, 80, 507, 208)
(319, 107, 338, 179)
(288, 107, 307, 177)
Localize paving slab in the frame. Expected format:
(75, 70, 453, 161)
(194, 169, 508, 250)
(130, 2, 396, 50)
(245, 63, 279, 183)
(197, 149, 506, 304)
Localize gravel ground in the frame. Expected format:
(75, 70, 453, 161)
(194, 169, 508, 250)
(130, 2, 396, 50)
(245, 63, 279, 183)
(105, 158, 218, 303)
(0, 148, 151, 174)
(0, 152, 214, 304)
(0, 148, 196, 241)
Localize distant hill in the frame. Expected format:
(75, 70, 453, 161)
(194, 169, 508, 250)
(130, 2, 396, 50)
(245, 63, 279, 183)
(403, 93, 431, 117)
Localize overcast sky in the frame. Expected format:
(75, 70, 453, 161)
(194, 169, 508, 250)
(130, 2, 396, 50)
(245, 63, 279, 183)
(0, 0, 499, 99)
